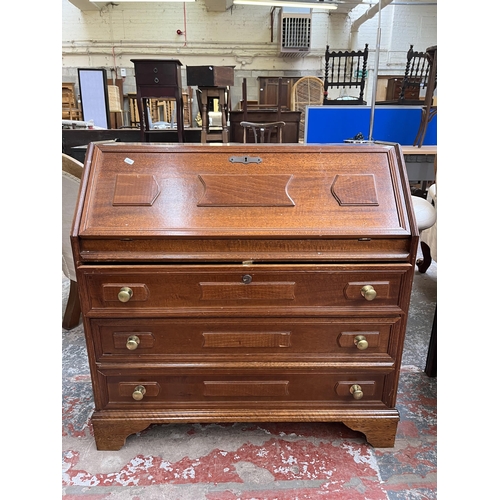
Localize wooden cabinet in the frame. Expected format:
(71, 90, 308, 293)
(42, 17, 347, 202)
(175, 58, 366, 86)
(386, 77, 421, 101)
(258, 76, 301, 110)
(72, 143, 418, 451)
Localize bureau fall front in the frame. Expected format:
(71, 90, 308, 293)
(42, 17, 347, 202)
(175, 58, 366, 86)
(71, 143, 418, 451)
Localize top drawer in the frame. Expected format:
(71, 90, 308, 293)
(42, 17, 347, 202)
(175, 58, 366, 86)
(133, 61, 180, 86)
(79, 264, 413, 317)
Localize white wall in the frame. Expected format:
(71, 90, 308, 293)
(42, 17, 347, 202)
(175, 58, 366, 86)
(62, 0, 437, 106)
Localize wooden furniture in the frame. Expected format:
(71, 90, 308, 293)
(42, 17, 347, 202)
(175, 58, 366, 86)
(258, 76, 301, 111)
(385, 77, 420, 102)
(231, 110, 300, 143)
(291, 76, 324, 141)
(107, 83, 124, 129)
(231, 78, 300, 143)
(131, 59, 185, 142)
(323, 44, 369, 105)
(196, 87, 230, 143)
(377, 45, 434, 106)
(62, 83, 82, 121)
(240, 121, 286, 143)
(71, 142, 418, 451)
(414, 45, 437, 148)
(125, 93, 140, 127)
(187, 66, 234, 143)
(62, 153, 83, 330)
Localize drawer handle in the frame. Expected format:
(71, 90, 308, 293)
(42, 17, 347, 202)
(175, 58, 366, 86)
(360, 285, 377, 301)
(242, 274, 252, 284)
(118, 287, 133, 302)
(132, 385, 146, 401)
(126, 335, 140, 350)
(354, 335, 368, 350)
(350, 384, 364, 400)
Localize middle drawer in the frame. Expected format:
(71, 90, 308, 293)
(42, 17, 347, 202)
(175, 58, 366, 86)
(91, 317, 402, 363)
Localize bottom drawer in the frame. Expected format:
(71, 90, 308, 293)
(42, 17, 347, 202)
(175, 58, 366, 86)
(98, 370, 391, 409)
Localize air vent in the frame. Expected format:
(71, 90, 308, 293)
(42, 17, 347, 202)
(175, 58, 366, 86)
(280, 8, 312, 58)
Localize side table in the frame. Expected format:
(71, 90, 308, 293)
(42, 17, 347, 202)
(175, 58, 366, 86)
(198, 86, 230, 143)
(131, 59, 185, 143)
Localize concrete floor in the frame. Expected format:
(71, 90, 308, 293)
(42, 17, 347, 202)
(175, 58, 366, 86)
(62, 260, 437, 499)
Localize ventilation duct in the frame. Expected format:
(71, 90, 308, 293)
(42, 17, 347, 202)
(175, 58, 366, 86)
(279, 7, 312, 58)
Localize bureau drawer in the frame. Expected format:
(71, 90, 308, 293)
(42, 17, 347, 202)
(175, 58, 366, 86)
(80, 264, 412, 315)
(92, 317, 401, 363)
(98, 369, 389, 409)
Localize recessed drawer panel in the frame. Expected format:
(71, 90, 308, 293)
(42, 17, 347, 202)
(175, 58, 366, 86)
(81, 264, 412, 314)
(92, 317, 400, 362)
(100, 370, 389, 408)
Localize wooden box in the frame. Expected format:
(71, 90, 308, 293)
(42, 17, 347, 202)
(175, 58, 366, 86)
(186, 65, 234, 87)
(72, 143, 418, 451)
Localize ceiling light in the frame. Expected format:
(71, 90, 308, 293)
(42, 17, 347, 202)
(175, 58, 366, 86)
(116, 0, 196, 3)
(233, 0, 338, 9)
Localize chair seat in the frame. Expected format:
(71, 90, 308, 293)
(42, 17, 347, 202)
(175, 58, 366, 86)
(411, 195, 436, 232)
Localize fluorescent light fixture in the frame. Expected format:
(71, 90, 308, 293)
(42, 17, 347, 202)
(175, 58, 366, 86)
(116, 0, 196, 3)
(233, 0, 338, 8)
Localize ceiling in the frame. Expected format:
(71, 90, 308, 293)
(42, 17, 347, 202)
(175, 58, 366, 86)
(68, 0, 368, 14)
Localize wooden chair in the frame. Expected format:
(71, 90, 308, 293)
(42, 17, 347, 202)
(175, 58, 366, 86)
(62, 82, 82, 121)
(62, 153, 83, 330)
(240, 121, 286, 143)
(238, 77, 286, 144)
(323, 44, 369, 105)
(413, 45, 437, 147)
(379, 45, 436, 106)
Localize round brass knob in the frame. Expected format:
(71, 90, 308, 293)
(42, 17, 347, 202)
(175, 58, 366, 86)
(132, 385, 146, 401)
(126, 335, 140, 350)
(118, 287, 133, 303)
(354, 335, 369, 350)
(360, 285, 377, 301)
(350, 384, 363, 400)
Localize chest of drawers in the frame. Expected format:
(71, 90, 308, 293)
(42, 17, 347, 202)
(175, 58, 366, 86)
(72, 143, 418, 450)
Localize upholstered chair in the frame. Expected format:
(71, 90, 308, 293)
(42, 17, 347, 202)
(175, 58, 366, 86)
(62, 153, 83, 329)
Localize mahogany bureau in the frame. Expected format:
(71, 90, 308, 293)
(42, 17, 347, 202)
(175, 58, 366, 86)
(71, 143, 418, 451)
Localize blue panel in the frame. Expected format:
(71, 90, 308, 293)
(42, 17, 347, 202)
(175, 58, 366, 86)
(305, 106, 437, 146)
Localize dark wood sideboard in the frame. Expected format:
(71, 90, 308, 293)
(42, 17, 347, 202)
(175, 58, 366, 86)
(71, 143, 418, 451)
